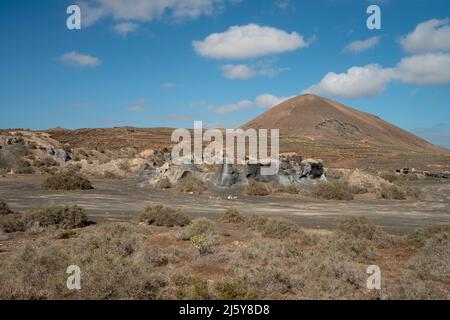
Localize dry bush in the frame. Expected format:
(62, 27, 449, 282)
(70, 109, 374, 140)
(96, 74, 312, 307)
(139, 205, 191, 227)
(409, 232, 450, 282)
(220, 208, 244, 224)
(0, 205, 89, 233)
(245, 181, 272, 196)
(382, 273, 449, 300)
(42, 171, 93, 190)
(379, 171, 400, 183)
(405, 186, 421, 199)
(245, 215, 305, 240)
(15, 160, 34, 174)
(332, 217, 395, 260)
(103, 171, 118, 179)
(378, 184, 406, 200)
(0, 200, 14, 216)
(214, 279, 257, 300)
(173, 275, 212, 300)
(293, 249, 367, 299)
(337, 217, 382, 242)
(0, 243, 69, 299)
(311, 181, 354, 200)
(178, 174, 205, 193)
(156, 176, 172, 189)
(407, 225, 450, 248)
(278, 185, 299, 194)
(68, 223, 167, 299)
(33, 157, 59, 168)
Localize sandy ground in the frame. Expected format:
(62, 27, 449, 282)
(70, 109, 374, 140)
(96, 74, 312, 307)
(1, 175, 449, 234)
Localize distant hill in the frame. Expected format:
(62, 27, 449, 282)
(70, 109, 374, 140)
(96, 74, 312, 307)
(242, 94, 449, 169)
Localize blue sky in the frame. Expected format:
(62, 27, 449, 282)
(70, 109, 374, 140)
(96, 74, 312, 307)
(0, 0, 449, 147)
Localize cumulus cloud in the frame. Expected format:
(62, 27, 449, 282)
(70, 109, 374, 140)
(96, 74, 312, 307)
(221, 60, 287, 80)
(193, 24, 310, 59)
(213, 93, 292, 113)
(214, 100, 254, 114)
(77, 0, 237, 26)
(113, 22, 138, 35)
(124, 98, 147, 112)
(59, 51, 101, 67)
(255, 94, 294, 109)
(344, 36, 380, 53)
(304, 64, 393, 98)
(394, 53, 450, 85)
(400, 19, 450, 54)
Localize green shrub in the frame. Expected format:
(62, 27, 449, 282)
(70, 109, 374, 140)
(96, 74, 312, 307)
(139, 205, 191, 227)
(42, 172, 93, 190)
(245, 181, 271, 196)
(182, 218, 215, 239)
(191, 234, 213, 255)
(379, 184, 406, 200)
(221, 208, 244, 224)
(0, 200, 14, 216)
(311, 181, 354, 200)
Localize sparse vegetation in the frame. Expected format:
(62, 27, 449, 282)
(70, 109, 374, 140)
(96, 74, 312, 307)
(311, 181, 354, 200)
(379, 184, 406, 200)
(42, 171, 93, 190)
(178, 174, 205, 194)
(0, 205, 89, 232)
(139, 205, 191, 227)
(220, 208, 244, 224)
(0, 216, 448, 300)
(15, 160, 34, 174)
(245, 181, 272, 196)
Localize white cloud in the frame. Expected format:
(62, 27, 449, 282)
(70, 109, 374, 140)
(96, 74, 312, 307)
(214, 100, 254, 114)
(59, 51, 101, 67)
(213, 93, 292, 114)
(344, 36, 380, 53)
(114, 22, 138, 35)
(221, 60, 287, 80)
(125, 98, 147, 112)
(400, 19, 450, 54)
(304, 64, 393, 98)
(255, 94, 293, 109)
(78, 0, 236, 26)
(395, 53, 450, 85)
(193, 24, 310, 59)
(161, 82, 177, 89)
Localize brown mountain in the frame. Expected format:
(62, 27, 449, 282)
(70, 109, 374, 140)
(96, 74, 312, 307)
(242, 94, 449, 168)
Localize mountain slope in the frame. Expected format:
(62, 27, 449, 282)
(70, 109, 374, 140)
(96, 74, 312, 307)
(242, 94, 445, 154)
